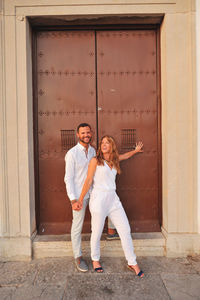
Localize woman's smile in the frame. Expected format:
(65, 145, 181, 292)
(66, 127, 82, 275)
(101, 138, 111, 153)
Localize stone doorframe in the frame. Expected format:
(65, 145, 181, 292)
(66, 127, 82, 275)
(0, 0, 199, 260)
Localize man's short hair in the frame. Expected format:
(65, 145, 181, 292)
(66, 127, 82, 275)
(77, 123, 91, 132)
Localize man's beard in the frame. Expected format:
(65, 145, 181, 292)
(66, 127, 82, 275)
(79, 136, 92, 144)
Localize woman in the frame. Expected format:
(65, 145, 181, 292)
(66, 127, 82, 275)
(77, 135, 144, 277)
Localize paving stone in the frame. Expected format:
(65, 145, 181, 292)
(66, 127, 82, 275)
(33, 257, 75, 285)
(161, 273, 200, 300)
(187, 255, 200, 273)
(91, 256, 195, 275)
(138, 256, 196, 274)
(12, 283, 66, 300)
(39, 284, 66, 300)
(0, 286, 16, 300)
(0, 261, 37, 286)
(63, 273, 170, 300)
(94, 257, 128, 273)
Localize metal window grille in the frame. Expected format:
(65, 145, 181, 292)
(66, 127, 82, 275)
(61, 129, 76, 151)
(121, 129, 136, 151)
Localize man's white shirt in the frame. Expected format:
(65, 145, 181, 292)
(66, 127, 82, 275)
(64, 143, 96, 201)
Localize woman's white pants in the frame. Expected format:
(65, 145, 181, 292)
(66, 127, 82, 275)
(71, 197, 116, 259)
(90, 204, 137, 266)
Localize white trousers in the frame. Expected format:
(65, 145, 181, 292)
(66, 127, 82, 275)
(107, 218, 116, 229)
(71, 197, 89, 259)
(71, 198, 116, 259)
(90, 202, 137, 266)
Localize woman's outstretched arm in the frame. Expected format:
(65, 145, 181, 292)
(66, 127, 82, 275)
(78, 157, 97, 207)
(119, 141, 143, 161)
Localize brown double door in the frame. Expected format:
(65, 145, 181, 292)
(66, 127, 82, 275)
(35, 29, 161, 234)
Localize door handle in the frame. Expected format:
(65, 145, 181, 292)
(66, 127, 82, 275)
(98, 107, 102, 111)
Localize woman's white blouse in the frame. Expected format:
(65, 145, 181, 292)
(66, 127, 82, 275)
(92, 161, 117, 191)
(90, 161, 122, 213)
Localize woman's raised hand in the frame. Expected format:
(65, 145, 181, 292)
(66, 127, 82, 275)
(135, 141, 144, 153)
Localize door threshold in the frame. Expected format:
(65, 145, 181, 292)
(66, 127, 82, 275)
(33, 232, 165, 259)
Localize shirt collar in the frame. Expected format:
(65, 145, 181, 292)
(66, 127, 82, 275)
(77, 142, 91, 152)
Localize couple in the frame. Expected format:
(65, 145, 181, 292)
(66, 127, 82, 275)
(64, 123, 144, 277)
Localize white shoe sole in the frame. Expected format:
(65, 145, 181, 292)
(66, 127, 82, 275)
(75, 262, 88, 272)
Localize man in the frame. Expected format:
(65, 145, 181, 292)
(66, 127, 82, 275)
(64, 123, 118, 272)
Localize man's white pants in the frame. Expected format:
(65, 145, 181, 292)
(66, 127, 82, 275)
(71, 197, 116, 259)
(107, 218, 116, 230)
(90, 205, 137, 266)
(71, 197, 89, 259)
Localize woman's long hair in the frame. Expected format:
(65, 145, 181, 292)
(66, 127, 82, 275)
(96, 135, 121, 174)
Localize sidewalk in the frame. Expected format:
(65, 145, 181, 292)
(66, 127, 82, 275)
(0, 255, 200, 300)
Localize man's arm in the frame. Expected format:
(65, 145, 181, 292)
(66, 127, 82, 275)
(64, 151, 77, 202)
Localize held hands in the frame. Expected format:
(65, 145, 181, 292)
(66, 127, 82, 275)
(135, 141, 144, 153)
(71, 200, 83, 211)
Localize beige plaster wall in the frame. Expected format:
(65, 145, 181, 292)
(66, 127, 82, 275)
(0, 0, 199, 259)
(196, 0, 200, 234)
(0, 0, 7, 236)
(161, 11, 197, 233)
(0, 1, 36, 239)
(2, 0, 196, 16)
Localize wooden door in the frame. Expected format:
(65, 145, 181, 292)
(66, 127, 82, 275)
(34, 29, 161, 234)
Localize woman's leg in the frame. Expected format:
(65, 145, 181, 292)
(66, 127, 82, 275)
(90, 211, 106, 262)
(108, 207, 137, 266)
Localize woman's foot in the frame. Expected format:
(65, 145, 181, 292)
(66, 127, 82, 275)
(92, 261, 104, 273)
(127, 264, 144, 277)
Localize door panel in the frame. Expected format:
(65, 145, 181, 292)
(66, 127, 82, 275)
(36, 31, 96, 234)
(96, 30, 160, 232)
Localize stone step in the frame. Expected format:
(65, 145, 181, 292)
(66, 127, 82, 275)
(33, 232, 165, 259)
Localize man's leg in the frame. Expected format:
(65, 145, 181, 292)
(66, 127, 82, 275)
(71, 197, 89, 271)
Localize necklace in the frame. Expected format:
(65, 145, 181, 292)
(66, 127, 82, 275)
(104, 159, 111, 163)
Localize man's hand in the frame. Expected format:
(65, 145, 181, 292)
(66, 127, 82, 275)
(71, 200, 83, 211)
